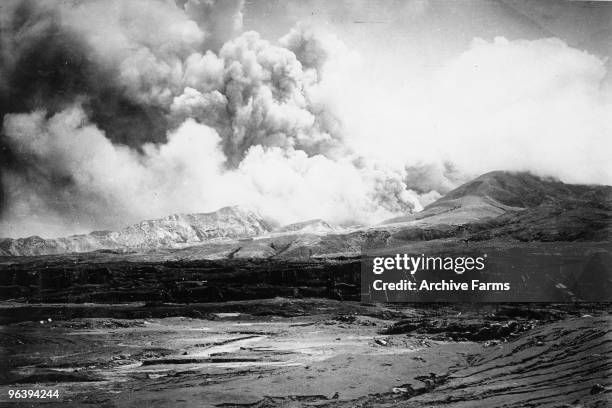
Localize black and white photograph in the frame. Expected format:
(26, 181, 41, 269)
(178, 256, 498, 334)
(0, 0, 611, 407)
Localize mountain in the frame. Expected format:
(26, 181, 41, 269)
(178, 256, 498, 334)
(1, 172, 610, 257)
(1, 172, 609, 306)
(437, 171, 612, 242)
(0, 206, 273, 256)
(381, 171, 611, 227)
(273, 219, 336, 234)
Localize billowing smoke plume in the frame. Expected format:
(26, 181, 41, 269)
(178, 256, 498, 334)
(0, 0, 430, 237)
(1, 0, 610, 238)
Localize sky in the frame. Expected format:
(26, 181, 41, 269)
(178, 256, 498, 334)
(0, 0, 610, 238)
(244, 1, 611, 78)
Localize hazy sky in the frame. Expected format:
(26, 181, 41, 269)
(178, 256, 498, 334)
(243, 0, 611, 79)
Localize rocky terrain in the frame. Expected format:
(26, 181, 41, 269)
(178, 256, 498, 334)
(383, 171, 612, 240)
(1, 171, 609, 304)
(0, 301, 609, 407)
(0, 206, 274, 256)
(0, 171, 610, 407)
(2, 171, 610, 258)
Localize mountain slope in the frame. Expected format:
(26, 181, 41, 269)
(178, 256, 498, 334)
(382, 171, 611, 227)
(273, 219, 336, 234)
(0, 206, 272, 256)
(432, 171, 596, 208)
(1, 172, 610, 257)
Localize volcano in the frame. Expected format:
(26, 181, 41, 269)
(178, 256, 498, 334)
(1, 171, 610, 257)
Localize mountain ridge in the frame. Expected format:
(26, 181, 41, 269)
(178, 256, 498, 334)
(0, 206, 273, 256)
(2, 171, 610, 257)
(381, 171, 611, 226)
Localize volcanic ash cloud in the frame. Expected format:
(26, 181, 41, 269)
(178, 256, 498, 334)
(0, 0, 425, 237)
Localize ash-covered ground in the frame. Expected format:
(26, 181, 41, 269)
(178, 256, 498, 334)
(0, 297, 610, 407)
(0, 250, 610, 408)
(1, 172, 610, 407)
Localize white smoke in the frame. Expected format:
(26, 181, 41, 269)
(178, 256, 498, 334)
(429, 37, 612, 184)
(1, 106, 419, 237)
(1, 0, 611, 238)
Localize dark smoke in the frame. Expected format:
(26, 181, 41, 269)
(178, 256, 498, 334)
(0, 0, 185, 219)
(0, 0, 478, 238)
(0, 0, 169, 145)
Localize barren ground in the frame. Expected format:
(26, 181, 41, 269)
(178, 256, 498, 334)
(1, 299, 610, 407)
